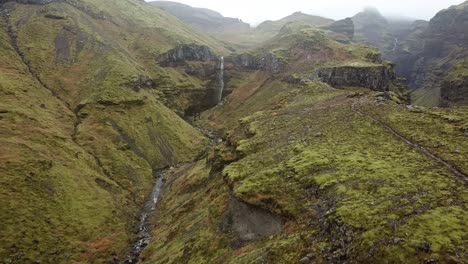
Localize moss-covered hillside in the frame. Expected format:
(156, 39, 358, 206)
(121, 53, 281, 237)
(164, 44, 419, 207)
(140, 22, 467, 264)
(143, 80, 467, 264)
(0, 0, 225, 262)
(1, 0, 467, 263)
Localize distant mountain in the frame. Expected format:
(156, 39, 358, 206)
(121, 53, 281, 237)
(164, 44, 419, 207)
(255, 11, 334, 35)
(413, 1, 468, 106)
(350, 3, 468, 106)
(150, 1, 250, 33)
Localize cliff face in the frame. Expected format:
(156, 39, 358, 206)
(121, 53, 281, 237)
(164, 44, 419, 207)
(158, 44, 217, 65)
(441, 61, 468, 106)
(419, 3, 468, 106)
(230, 53, 284, 73)
(317, 65, 393, 92)
(351, 4, 468, 106)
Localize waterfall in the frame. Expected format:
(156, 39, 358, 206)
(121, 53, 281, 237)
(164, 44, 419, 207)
(217, 56, 225, 104)
(393, 38, 399, 51)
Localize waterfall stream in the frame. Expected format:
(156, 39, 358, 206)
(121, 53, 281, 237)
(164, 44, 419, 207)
(217, 56, 225, 104)
(124, 171, 165, 263)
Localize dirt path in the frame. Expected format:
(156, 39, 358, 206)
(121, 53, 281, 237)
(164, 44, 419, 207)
(352, 102, 468, 183)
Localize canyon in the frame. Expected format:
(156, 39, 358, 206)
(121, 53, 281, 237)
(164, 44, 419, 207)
(0, 0, 467, 263)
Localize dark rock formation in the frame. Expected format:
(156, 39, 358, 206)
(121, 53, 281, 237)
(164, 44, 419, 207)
(379, 2, 468, 106)
(221, 196, 283, 244)
(317, 65, 393, 91)
(158, 44, 216, 65)
(325, 18, 355, 39)
(54, 30, 70, 64)
(184, 62, 217, 78)
(441, 71, 468, 106)
(230, 53, 284, 73)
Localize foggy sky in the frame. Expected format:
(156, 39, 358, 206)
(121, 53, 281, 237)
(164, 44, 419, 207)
(148, 0, 465, 25)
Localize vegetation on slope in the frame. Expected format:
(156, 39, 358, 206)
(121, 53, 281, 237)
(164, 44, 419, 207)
(140, 20, 467, 263)
(150, 1, 250, 34)
(0, 0, 224, 262)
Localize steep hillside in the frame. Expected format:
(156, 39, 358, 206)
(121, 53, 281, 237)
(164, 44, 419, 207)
(138, 23, 467, 264)
(150, 1, 250, 34)
(0, 0, 226, 262)
(1, 1, 467, 264)
(351, 3, 468, 107)
(407, 1, 468, 106)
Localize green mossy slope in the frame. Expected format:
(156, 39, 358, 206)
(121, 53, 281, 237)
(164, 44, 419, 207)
(144, 74, 467, 263)
(0, 0, 218, 262)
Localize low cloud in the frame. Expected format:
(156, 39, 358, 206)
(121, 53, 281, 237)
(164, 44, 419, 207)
(148, 0, 465, 25)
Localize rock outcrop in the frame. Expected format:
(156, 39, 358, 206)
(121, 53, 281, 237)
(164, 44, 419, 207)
(351, 3, 468, 106)
(221, 196, 283, 243)
(441, 67, 468, 106)
(406, 3, 468, 106)
(317, 65, 393, 91)
(231, 53, 284, 73)
(158, 44, 216, 65)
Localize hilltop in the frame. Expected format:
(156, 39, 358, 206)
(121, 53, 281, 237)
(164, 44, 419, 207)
(150, 1, 250, 34)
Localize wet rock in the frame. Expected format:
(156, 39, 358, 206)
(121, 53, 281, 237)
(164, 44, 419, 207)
(158, 44, 216, 65)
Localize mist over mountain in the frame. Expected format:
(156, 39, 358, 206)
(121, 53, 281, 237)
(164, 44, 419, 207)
(1, 0, 467, 263)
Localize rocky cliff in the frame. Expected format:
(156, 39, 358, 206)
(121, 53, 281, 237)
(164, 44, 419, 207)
(230, 52, 284, 73)
(350, 4, 468, 106)
(158, 44, 217, 65)
(441, 61, 468, 106)
(317, 64, 393, 91)
(411, 2, 468, 106)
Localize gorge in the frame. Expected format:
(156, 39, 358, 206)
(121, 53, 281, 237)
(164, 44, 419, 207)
(0, 0, 467, 264)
